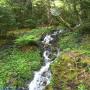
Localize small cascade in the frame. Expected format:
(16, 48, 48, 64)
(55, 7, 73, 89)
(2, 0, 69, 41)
(29, 30, 62, 90)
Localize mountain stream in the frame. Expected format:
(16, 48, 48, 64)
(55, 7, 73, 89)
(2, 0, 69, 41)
(29, 30, 62, 90)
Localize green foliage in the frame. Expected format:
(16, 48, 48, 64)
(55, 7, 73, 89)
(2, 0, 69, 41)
(78, 84, 87, 90)
(50, 26, 90, 90)
(0, 47, 42, 87)
(15, 27, 52, 45)
(58, 29, 90, 55)
(0, 0, 90, 31)
(58, 31, 79, 49)
(0, 5, 16, 35)
(78, 22, 90, 34)
(24, 19, 37, 28)
(51, 52, 90, 90)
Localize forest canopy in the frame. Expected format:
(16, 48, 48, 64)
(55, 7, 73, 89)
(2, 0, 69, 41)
(0, 0, 90, 33)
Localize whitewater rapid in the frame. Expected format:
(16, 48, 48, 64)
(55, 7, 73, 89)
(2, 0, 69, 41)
(29, 30, 62, 90)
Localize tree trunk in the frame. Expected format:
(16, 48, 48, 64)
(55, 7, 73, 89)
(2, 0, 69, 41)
(46, 0, 52, 25)
(58, 16, 74, 31)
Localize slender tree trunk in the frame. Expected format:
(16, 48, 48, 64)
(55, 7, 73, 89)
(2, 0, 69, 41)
(52, 0, 74, 31)
(46, 0, 52, 25)
(58, 16, 74, 31)
(25, 0, 32, 15)
(73, 0, 82, 24)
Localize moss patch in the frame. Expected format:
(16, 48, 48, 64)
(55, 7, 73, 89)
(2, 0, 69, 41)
(51, 51, 90, 90)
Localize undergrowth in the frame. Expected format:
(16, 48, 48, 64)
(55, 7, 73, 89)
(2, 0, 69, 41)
(0, 47, 42, 88)
(15, 27, 52, 45)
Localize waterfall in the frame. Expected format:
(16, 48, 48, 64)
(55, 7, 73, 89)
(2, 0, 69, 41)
(29, 30, 62, 90)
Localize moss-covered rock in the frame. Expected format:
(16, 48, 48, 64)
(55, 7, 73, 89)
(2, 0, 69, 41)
(51, 51, 90, 90)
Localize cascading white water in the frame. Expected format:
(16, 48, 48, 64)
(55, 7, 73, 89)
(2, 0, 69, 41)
(29, 30, 62, 90)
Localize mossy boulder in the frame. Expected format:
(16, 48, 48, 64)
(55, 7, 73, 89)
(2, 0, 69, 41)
(51, 51, 90, 90)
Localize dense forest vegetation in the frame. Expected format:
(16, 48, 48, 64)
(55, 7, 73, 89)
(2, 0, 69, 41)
(0, 0, 90, 90)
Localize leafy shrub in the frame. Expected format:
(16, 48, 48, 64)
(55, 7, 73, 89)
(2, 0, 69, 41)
(0, 47, 42, 87)
(15, 27, 52, 45)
